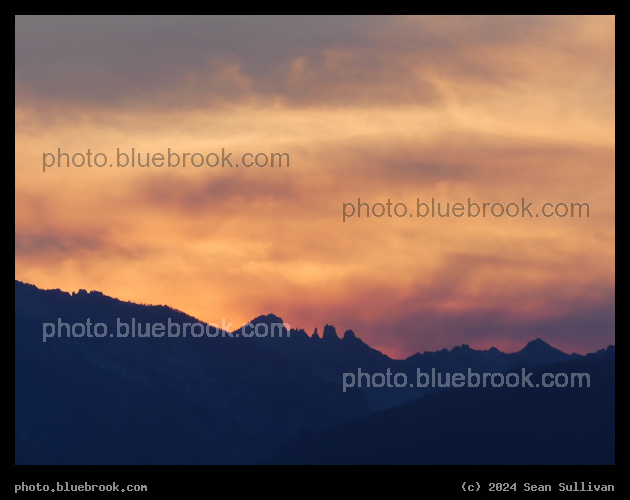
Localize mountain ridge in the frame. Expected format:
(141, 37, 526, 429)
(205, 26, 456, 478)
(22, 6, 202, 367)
(15, 279, 614, 464)
(15, 280, 604, 360)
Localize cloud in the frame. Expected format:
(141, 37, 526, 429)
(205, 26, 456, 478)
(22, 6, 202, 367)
(15, 232, 105, 257)
(15, 15, 615, 358)
(15, 16, 614, 113)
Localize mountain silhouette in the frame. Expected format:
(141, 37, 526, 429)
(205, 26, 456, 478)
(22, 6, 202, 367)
(271, 348, 615, 464)
(15, 281, 368, 464)
(15, 280, 614, 464)
(235, 321, 584, 411)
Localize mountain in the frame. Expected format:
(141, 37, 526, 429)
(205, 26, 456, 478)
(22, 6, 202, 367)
(271, 347, 615, 464)
(511, 337, 581, 366)
(233, 320, 583, 411)
(15, 280, 614, 464)
(15, 281, 369, 464)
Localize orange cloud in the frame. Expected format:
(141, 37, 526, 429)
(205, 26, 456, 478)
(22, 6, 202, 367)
(15, 15, 614, 357)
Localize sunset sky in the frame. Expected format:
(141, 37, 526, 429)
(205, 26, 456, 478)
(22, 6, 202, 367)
(15, 15, 614, 358)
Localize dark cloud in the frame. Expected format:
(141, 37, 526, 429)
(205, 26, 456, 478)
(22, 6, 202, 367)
(15, 231, 153, 261)
(136, 173, 298, 212)
(15, 232, 105, 256)
(15, 15, 577, 109)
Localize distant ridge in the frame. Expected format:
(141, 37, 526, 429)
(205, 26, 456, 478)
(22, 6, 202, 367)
(15, 280, 614, 464)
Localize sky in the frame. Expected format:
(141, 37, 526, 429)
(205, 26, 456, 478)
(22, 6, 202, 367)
(15, 15, 614, 358)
